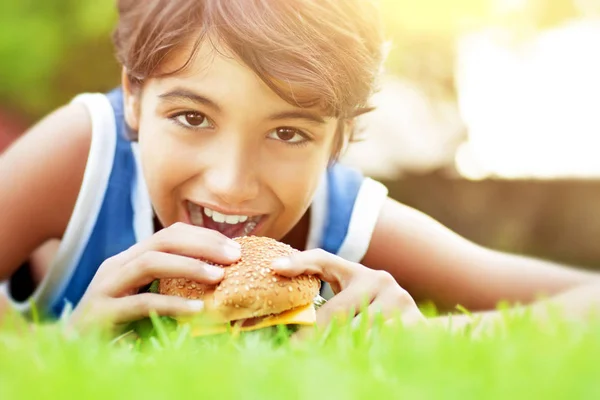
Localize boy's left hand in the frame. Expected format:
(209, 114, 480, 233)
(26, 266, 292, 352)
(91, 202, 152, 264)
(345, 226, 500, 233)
(272, 249, 426, 328)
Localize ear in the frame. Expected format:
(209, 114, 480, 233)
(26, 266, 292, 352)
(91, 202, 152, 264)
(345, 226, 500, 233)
(330, 119, 353, 162)
(337, 119, 354, 156)
(121, 68, 141, 132)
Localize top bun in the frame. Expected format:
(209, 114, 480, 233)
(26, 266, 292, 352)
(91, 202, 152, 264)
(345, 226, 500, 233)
(158, 236, 321, 323)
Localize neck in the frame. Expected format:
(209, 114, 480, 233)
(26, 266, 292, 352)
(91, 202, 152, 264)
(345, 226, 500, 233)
(281, 209, 310, 251)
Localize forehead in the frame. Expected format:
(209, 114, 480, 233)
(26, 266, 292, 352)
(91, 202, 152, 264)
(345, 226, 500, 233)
(149, 37, 327, 115)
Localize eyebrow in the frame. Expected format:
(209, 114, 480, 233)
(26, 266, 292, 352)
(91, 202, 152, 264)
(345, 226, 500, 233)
(159, 88, 222, 113)
(159, 87, 326, 125)
(268, 110, 325, 125)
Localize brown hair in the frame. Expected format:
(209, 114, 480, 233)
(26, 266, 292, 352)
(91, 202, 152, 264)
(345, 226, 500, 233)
(113, 0, 385, 157)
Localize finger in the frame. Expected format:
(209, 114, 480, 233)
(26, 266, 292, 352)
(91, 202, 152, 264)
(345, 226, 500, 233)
(107, 251, 225, 297)
(106, 293, 206, 325)
(271, 249, 359, 287)
(374, 288, 427, 328)
(316, 283, 377, 327)
(351, 302, 386, 330)
(112, 222, 242, 267)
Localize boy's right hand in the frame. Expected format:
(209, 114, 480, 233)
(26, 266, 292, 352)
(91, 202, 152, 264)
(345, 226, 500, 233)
(68, 223, 240, 334)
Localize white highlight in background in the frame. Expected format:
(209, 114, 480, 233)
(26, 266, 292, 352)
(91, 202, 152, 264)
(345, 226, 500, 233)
(455, 19, 600, 179)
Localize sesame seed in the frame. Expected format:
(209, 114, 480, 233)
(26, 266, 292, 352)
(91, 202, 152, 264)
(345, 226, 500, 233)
(288, 286, 293, 292)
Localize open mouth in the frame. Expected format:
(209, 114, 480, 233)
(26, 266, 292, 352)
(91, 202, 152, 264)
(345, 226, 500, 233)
(186, 201, 265, 238)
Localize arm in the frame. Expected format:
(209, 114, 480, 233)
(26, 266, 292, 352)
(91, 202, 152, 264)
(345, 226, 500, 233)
(362, 198, 600, 313)
(431, 281, 600, 335)
(0, 103, 91, 310)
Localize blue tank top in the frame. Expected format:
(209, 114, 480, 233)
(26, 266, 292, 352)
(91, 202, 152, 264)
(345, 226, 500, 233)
(4, 88, 389, 319)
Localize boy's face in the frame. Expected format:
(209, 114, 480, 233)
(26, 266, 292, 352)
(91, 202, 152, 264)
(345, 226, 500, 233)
(124, 39, 340, 240)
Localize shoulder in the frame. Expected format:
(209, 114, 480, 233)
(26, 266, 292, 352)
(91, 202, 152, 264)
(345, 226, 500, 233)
(0, 100, 93, 279)
(313, 163, 388, 261)
(4, 101, 94, 234)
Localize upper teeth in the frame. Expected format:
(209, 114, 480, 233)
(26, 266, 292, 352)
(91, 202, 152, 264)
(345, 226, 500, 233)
(204, 207, 249, 224)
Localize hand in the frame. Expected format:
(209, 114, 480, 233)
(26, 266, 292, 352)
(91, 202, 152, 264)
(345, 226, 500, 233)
(68, 223, 241, 334)
(271, 249, 426, 329)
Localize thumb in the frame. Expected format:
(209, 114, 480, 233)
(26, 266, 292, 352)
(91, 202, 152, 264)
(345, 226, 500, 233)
(271, 249, 356, 290)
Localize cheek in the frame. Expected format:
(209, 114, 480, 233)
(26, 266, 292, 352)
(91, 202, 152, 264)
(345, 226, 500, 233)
(266, 146, 331, 213)
(137, 115, 192, 199)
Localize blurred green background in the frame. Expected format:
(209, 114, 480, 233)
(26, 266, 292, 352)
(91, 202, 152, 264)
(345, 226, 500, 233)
(2, 0, 600, 271)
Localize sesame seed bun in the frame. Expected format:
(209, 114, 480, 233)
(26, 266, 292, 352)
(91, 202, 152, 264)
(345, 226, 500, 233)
(158, 236, 321, 324)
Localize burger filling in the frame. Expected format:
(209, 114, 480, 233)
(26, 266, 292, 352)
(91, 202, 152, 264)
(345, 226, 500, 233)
(182, 302, 317, 337)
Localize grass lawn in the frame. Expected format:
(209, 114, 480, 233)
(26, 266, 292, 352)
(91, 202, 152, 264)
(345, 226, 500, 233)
(1, 309, 599, 400)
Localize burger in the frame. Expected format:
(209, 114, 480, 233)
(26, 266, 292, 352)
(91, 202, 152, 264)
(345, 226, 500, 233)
(156, 236, 324, 337)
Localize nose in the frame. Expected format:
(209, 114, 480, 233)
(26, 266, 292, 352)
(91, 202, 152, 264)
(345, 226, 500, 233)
(202, 140, 260, 206)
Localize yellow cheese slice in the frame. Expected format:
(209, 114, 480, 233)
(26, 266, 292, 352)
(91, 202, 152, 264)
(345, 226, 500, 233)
(181, 303, 316, 337)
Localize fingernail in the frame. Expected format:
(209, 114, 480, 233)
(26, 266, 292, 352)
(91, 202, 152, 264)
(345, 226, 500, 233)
(187, 300, 204, 312)
(207, 266, 225, 280)
(228, 239, 242, 248)
(223, 243, 241, 258)
(272, 257, 291, 270)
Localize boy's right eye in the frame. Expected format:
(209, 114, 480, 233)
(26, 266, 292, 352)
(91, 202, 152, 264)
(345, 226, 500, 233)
(172, 111, 213, 129)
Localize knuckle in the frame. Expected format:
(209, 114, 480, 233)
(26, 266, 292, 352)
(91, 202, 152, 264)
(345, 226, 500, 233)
(134, 252, 158, 276)
(77, 296, 104, 318)
(307, 248, 333, 263)
(382, 285, 415, 310)
(131, 293, 154, 312)
(99, 254, 122, 271)
(374, 270, 395, 286)
(152, 230, 172, 250)
(389, 288, 411, 305)
(307, 248, 326, 258)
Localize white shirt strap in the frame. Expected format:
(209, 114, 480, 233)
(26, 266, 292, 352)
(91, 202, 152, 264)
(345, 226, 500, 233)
(336, 178, 388, 263)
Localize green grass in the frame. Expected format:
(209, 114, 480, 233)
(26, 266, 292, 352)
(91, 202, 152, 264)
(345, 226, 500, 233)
(1, 310, 599, 400)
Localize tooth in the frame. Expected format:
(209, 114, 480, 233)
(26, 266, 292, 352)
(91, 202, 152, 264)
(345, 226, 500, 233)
(188, 203, 203, 226)
(204, 207, 213, 218)
(243, 221, 257, 235)
(225, 215, 240, 224)
(212, 210, 225, 223)
(239, 215, 248, 223)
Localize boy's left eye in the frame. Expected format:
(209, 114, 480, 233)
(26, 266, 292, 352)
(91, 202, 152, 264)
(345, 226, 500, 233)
(267, 127, 308, 144)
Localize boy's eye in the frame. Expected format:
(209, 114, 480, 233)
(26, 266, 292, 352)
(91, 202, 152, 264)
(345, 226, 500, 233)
(267, 127, 307, 144)
(174, 112, 212, 129)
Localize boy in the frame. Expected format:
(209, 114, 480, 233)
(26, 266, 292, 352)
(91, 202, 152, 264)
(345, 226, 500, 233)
(0, 0, 598, 334)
